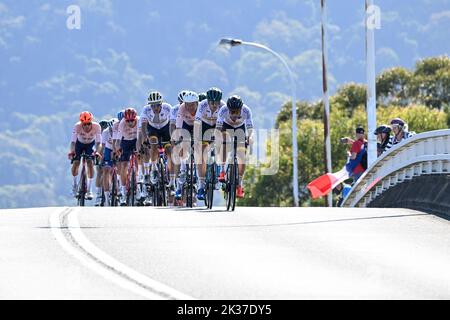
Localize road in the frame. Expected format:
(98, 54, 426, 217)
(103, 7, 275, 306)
(0, 206, 449, 299)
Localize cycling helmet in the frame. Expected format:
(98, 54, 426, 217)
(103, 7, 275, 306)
(227, 95, 243, 110)
(183, 91, 199, 103)
(80, 111, 93, 124)
(117, 110, 125, 122)
(124, 108, 137, 121)
(390, 118, 405, 127)
(199, 92, 207, 102)
(108, 118, 117, 128)
(178, 90, 188, 103)
(99, 120, 109, 131)
(374, 125, 392, 135)
(207, 87, 222, 102)
(148, 91, 163, 104)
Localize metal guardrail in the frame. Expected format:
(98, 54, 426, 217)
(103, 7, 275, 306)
(341, 129, 450, 208)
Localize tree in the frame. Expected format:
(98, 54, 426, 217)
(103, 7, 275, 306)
(376, 67, 413, 107)
(410, 56, 450, 109)
(331, 83, 367, 117)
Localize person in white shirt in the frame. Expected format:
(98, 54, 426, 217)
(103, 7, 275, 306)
(216, 95, 254, 199)
(115, 108, 139, 205)
(139, 91, 173, 188)
(98, 119, 117, 206)
(172, 91, 199, 201)
(94, 120, 111, 206)
(193, 87, 225, 201)
(68, 111, 102, 200)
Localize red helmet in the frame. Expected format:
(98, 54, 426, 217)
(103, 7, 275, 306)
(124, 108, 137, 121)
(79, 111, 93, 124)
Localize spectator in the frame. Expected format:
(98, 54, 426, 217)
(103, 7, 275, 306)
(385, 118, 416, 150)
(333, 183, 352, 207)
(374, 124, 392, 156)
(348, 126, 367, 183)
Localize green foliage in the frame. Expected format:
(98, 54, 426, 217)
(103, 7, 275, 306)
(410, 56, 450, 109)
(330, 83, 367, 117)
(376, 67, 413, 107)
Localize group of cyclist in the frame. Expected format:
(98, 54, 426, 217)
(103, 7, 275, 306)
(68, 87, 254, 207)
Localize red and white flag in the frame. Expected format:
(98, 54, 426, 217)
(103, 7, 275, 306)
(307, 166, 351, 199)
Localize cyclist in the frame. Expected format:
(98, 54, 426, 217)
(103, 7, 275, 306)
(216, 95, 254, 199)
(193, 87, 225, 200)
(170, 90, 187, 136)
(139, 91, 173, 187)
(68, 111, 102, 200)
(173, 91, 200, 200)
(198, 92, 207, 102)
(374, 125, 392, 156)
(98, 119, 117, 206)
(385, 118, 415, 150)
(115, 108, 139, 205)
(94, 119, 110, 206)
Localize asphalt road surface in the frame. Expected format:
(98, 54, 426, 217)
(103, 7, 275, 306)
(1, 206, 449, 299)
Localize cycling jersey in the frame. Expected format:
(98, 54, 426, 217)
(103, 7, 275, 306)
(216, 105, 254, 130)
(194, 100, 225, 126)
(139, 103, 172, 130)
(112, 121, 120, 140)
(101, 127, 114, 150)
(176, 103, 197, 128)
(71, 121, 102, 144)
(117, 117, 139, 141)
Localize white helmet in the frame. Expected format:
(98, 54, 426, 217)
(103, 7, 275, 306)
(183, 91, 199, 103)
(178, 90, 188, 103)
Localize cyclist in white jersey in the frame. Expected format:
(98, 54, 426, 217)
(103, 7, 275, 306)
(98, 119, 117, 206)
(94, 119, 111, 205)
(216, 95, 254, 199)
(172, 91, 200, 201)
(193, 87, 225, 200)
(170, 90, 187, 136)
(115, 108, 139, 205)
(139, 91, 174, 189)
(68, 111, 102, 200)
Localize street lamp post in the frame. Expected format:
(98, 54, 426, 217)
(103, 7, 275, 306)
(219, 38, 299, 206)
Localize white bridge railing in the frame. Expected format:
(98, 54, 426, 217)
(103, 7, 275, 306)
(341, 129, 450, 208)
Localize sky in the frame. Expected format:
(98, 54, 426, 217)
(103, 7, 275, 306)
(0, 0, 449, 129)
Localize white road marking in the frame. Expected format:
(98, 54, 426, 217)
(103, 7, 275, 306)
(50, 208, 194, 300)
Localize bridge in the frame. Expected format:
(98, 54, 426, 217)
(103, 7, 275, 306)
(342, 129, 450, 219)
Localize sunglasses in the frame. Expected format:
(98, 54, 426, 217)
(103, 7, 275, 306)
(126, 119, 135, 123)
(82, 122, 92, 126)
(150, 103, 162, 108)
(208, 100, 221, 106)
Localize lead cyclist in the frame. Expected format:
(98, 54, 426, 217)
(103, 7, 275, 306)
(216, 95, 254, 199)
